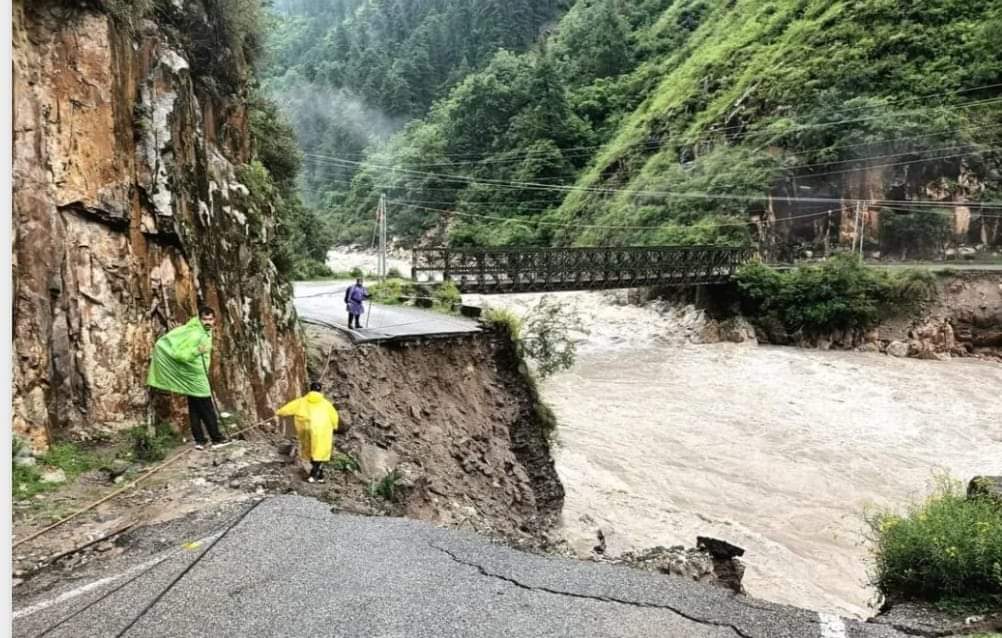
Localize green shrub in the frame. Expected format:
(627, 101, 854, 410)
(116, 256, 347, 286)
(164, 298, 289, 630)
(433, 281, 462, 309)
(482, 307, 523, 340)
(41, 443, 103, 479)
(880, 209, 953, 260)
(369, 278, 415, 305)
(866, 476, 1002, 607)
(128, 422, 181, 463)
(349, 267, 364, 279)
(13, 463, 45, 500)
(481, 304, 564, 436)
(12, 438, 106, 500)
(331, 453, 360, 473)
(290, 259, 333, 281)
(368, 469, 403, 501)
(886, 268, 939, 302)
(735, 255, 938, 336)
(12, 434, 26, 459)
(386, 267, 404, 279)
(520, 296, 588, 380)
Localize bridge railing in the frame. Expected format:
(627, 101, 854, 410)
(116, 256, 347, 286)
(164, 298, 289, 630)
(412, 245, 755, 293)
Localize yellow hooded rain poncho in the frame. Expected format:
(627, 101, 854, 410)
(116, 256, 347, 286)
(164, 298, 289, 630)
(276, 392, 340, 462)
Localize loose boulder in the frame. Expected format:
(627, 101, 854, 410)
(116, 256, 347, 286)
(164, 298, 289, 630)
(968, 476, 1002, 503)
(886, 341, 910, 357)
(40, 468, 67, 484)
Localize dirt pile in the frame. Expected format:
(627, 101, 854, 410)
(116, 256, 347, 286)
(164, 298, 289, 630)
(878, 272, 1002, 360)
(303, 325, 565, 544)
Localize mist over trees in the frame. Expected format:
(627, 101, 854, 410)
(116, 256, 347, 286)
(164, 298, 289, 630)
(263, 0, 1002, 253)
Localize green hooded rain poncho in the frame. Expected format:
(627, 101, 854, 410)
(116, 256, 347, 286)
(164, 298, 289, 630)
(147, 317, 213, 397)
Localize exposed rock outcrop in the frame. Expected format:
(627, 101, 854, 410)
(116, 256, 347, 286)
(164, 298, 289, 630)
(13, 1, 305, 449)
(613, 536, 747, 594)
(968, 476, 1002, 504)
(734, 272, 1002, 360)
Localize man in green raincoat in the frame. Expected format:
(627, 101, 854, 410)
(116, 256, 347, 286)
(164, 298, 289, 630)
(148, 306, 231, 450)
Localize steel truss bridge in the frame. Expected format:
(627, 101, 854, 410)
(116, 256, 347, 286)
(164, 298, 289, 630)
(411, 245, 755, 294)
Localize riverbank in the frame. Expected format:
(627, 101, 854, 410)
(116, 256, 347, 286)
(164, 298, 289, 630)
(467, 289, 1002, 618)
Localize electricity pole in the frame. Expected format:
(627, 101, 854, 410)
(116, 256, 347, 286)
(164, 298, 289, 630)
(852, 201, 862, 256)
(378, 193, 387, 283)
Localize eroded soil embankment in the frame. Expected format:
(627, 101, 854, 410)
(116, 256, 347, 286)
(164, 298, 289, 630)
(13, 325, 564, 593)
(305, 325, 565, 543)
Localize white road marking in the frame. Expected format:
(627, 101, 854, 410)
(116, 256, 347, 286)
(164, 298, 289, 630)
(12, 532, 220, 620)
(818, 612, 848, 638)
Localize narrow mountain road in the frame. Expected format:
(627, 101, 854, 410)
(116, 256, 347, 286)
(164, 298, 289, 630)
(294, 281, 480, 342)
(13, 496, 908, 638)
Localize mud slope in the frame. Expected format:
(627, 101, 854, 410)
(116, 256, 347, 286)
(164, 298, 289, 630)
(306, 326, 564, 541)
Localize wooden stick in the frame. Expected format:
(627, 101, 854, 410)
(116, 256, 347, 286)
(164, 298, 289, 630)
(41, 522, 135, 566)
(13, 449, 193, 550)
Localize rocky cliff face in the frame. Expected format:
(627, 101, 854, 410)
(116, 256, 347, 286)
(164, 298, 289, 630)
(764, 165, 1002, 262)
(12, 0, 305, 449)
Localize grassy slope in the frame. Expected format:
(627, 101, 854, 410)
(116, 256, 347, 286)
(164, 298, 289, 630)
(554, 0, 1002, 245)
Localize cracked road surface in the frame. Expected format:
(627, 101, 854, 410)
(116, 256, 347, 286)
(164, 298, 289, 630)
(13, 496, 908, 638)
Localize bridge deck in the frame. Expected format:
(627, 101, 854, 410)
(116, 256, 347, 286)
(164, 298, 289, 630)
(412, 245, 754, 294)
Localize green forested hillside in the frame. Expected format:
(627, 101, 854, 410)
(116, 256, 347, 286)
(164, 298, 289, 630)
(265, 0, 1002, 256)
(263, 0, 563, 207)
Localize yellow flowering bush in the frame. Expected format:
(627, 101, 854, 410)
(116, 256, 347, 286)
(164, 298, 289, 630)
(866, 476, 1002, 604)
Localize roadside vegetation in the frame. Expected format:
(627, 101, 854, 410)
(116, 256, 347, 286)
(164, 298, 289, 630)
(13, 422, 185, 504)
(734, 255, 938, 337)
(127, 422, 183, 463)
(865, 476, 1002, 613)
(368, 279, 462, 315)
(368, 469, 403, 502)
(481, 298, 587, 437)
(331, 452, 360, 473)
(13, 437, 108, 500)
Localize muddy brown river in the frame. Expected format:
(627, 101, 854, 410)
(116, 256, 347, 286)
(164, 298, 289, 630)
(468, 290, 1002, 618)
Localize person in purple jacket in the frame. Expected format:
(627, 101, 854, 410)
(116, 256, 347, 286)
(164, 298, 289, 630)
(344, 277, 370, 329)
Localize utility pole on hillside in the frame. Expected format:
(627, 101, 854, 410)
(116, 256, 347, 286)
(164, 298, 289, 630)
(852, 201, 862, 257)
(378, 193, 387, 283)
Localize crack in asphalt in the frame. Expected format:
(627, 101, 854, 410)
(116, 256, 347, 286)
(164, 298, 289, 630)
(429, 543, 754, 638)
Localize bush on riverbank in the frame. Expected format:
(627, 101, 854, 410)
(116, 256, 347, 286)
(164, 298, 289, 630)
(481, 307, 559, 436)
(866, 477, 1002, 609)
(734, 255, 936, 337)
(368, 278, 412, 305)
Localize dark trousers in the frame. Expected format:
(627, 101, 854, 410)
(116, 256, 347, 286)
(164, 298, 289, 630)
(310, 461, 325, 480)
(187, 396, 224, 444)
(348, 313, 361, 329)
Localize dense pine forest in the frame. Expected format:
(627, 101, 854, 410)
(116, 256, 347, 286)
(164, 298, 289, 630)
(259, 0, 1002, 262)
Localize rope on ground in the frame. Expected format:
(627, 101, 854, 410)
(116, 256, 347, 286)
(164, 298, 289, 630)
(12, 416, 279, 549)
(113, 499, 265, 638)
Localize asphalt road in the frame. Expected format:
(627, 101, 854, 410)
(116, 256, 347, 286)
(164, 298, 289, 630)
(293, 281, 481, 342)
(13, 496, 908, 638)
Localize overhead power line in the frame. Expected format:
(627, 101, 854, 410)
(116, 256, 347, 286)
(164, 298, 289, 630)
(387, 200, 1001, 232)
(299, 148, 1002, 208)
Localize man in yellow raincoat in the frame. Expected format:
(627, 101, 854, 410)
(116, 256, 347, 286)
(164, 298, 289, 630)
(276, 382, 340, 483)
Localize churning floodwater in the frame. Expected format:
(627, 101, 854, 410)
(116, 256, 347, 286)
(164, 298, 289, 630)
(467, 290, 1002, 618)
